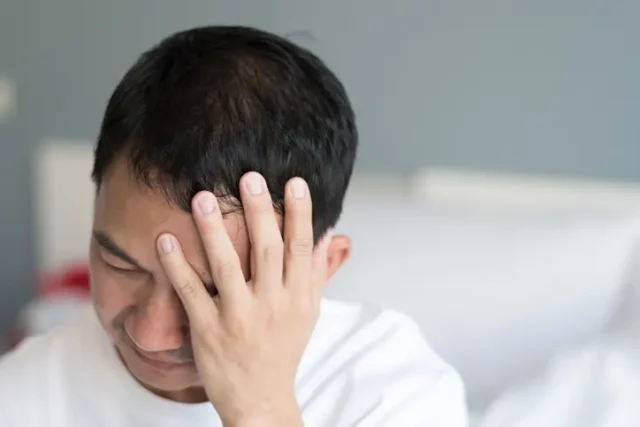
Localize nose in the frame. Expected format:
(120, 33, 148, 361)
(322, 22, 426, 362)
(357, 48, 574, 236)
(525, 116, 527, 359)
(125, 287, 188, 353)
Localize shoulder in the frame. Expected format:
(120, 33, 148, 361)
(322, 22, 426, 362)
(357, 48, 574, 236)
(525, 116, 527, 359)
(0, 330, 61, 387)
(0, 308, 96, 400)
(0, 331, 58, 423)
(302, 299, 468, 426)
(313, 299, 457, 373)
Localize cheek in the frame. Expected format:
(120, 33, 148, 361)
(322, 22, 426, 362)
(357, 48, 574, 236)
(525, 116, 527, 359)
(89, 246, 137, 328)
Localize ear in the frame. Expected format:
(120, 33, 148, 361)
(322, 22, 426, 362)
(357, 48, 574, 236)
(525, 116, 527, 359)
(325, 234, 351, 282)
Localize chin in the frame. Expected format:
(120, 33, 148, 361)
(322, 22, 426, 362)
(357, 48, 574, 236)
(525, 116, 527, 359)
(132, 364, 199, 392)
(136, 371, 208, 403)
(118, 342, 201, 394)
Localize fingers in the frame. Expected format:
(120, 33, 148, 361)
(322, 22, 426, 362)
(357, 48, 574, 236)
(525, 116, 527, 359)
(157, 234, 217, 325)
(239, 172, 284, 293)
(191, 191, 249, 306)
(282, 177, 315, 292)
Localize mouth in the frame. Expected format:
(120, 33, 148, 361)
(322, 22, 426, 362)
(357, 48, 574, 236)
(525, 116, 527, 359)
(129, 344, 193, 372)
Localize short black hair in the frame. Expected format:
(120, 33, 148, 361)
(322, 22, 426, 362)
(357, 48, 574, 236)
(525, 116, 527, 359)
(92, 25, 358, 240)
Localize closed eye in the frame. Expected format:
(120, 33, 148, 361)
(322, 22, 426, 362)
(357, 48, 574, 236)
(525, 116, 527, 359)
(93, 231, 145, 272)
(104, 261, 143, 274)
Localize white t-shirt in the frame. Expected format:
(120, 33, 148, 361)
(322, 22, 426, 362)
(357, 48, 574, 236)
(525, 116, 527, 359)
(0, 299, 468, 427)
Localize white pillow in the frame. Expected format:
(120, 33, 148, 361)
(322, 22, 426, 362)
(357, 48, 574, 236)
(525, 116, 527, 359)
(327, 196, 640, 408)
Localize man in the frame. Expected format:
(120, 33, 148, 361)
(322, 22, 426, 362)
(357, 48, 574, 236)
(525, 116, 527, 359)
(0, 26, 468, 426)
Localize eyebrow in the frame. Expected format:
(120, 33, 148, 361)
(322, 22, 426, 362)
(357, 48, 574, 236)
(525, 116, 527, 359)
(93, 231, 143, 269)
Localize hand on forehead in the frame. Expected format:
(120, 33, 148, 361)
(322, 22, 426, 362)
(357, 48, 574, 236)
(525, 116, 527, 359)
(92, 161, 260, 283)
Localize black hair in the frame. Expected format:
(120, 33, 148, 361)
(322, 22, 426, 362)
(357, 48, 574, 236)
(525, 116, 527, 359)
(92, 25, 358, 240)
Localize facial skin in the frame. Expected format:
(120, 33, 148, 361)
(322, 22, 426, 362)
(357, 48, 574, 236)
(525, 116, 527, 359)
(89, 158, 351, 403)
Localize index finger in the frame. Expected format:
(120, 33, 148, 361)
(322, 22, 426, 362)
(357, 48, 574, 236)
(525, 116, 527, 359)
(191, 191, 250, 308)
(157, 234, 217, 326)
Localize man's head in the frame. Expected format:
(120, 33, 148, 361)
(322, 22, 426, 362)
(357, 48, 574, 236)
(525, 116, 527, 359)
(89, 26, 357, 401)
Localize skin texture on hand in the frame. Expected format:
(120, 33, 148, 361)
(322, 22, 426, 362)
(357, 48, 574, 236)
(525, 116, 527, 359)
(156, 172, 332, 426)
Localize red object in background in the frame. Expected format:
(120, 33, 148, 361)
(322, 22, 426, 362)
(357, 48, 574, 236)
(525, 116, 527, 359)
(4, 263, 92, 351)
(39, 263, 91, 300)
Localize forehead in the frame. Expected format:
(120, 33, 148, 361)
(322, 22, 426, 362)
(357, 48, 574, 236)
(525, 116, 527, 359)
(93, 159, 245, 270)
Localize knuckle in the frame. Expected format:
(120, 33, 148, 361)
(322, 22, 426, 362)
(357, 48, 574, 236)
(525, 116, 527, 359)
(257, 199, 273, 212)
(198, 213, 225, 239)
(248, 198, 273, 216)
(198, 217, 215, 234)
(214, 260, 238, 281)
(263, 309, 278, 329)
(226, 316, 250, 339)
(192, 315, 217, 337)
(259, 242, 284, 264)
(176, 280, 199, 299)
(297, 296, 317, 317)
(286, 237, 315, 258)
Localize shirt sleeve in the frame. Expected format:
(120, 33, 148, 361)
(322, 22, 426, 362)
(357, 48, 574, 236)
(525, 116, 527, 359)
(0, 340, 31, 424)
(352, 367, 469, 427)
(0, 335, 54, 427)
(331, 312, 469, 427)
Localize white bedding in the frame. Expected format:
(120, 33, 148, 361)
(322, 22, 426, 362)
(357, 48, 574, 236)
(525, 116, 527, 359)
(478, 329, 640, 427)
(330, 200, 640, 407)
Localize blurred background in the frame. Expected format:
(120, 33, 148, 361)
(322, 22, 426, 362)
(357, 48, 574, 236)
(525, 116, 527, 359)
(2, 1, 640, 425)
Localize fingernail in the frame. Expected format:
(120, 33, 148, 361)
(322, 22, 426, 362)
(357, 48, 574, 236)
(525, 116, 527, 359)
(197, 192, 215, 215)
(245, 172, 264, 195)
(290, 178, 307, 199)
(160, 235, 174, 253)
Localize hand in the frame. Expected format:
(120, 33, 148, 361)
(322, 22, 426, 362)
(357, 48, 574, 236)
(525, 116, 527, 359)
(156, 172, 332, 426)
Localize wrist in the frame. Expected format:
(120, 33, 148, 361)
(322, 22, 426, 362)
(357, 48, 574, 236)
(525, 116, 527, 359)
(221, 393, 302, 427)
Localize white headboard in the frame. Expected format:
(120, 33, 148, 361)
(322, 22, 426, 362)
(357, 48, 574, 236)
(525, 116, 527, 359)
(413, 168, 640, 211)
(33, 139, 640, 271)
(34, 141, 95, 270)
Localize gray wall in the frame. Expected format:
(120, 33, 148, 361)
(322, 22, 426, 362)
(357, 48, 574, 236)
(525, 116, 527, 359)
(1, 0, 639, 338)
